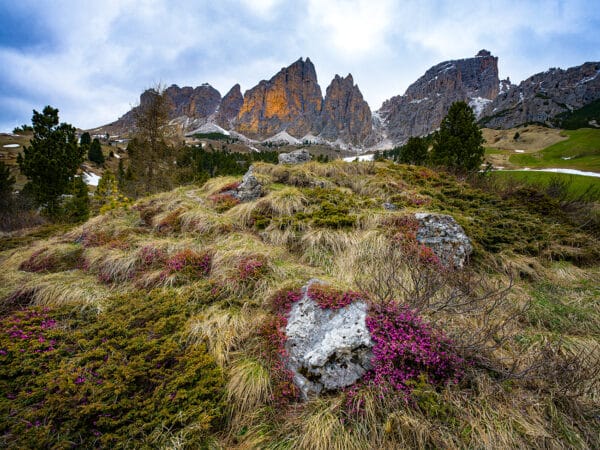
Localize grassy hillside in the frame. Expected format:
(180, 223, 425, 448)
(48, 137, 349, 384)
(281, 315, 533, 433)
(490, 171, 600, 200)
(1, 161, 599, 448)
(508, 128, 600, 172)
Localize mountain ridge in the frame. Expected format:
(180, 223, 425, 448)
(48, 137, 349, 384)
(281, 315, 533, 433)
(97, 52, 600, 149)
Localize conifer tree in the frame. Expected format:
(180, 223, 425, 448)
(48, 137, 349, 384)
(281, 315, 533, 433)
(430, 101, 485, 172)
(17, 106, 84, 216)
(399, 136, 429, 165)
(0, 161, 16, 211)
(63, 177, 90, 222)
(88, 138, 105, 165)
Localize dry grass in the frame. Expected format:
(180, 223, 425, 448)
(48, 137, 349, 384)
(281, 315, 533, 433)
(226, 356, 272, 424)
(186, 304, 264, 368)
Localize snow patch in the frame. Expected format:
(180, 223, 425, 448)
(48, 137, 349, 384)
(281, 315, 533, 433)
(2, 144, 20, 148)
(561, 156, 574, 160)
(500, 168, 600, 178)
(514, 149, 525, 153)
(410, 97, 429, 104)
(468, 97, 492, 119)
(263, 131, 301, 145)
(343, 154, 374, 162)
(188, 122, 230, 136)
(82, 172, 101, 186)
(577, 69, 600, 85)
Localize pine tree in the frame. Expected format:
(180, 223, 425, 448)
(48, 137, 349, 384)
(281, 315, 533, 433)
(80, 132, 91, 147)
(399, 136, 429, 165)
(63, 176, 89, 223)
(17, 106, 84, 216)
(430, 101, 485, 172)
(88, 138, 105, 165)
(0, 161, 16, 211)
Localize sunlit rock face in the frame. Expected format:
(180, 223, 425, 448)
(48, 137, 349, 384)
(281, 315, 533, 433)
(235, 58, 323, 139)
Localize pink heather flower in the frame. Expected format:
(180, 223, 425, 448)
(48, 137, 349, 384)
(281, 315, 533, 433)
(75, 376, 86, 384)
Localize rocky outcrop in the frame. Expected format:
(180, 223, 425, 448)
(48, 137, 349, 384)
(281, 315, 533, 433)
(479, 62, 600, 128)
(278, 149, 312, 165)
(285, 280, 373, 399)
(216, 84, 244, 128)
(164, 84, 222, 119)
(235, 58, 323, 139)
(378, 50, 500, 145)
(320, 74, 373, 144)
(415, 213, 473, 268)
(232, 165, 262, 202)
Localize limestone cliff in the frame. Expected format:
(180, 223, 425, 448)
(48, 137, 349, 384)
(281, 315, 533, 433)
(235, 58, 323, 139)
(378, 50, 500, 145)
(479, 62, 600, 128)
(215, 84, 244, 129)
(320, 74, 372, 144)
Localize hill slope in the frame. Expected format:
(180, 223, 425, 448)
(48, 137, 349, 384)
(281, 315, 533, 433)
(1, 161, 599, 448)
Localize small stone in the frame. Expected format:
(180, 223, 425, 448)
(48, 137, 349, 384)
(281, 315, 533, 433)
(383, 202, 397, 210)
(233, 165, 262, 202)
(415, 212, 473, 268)
(278, 149, 312, 165)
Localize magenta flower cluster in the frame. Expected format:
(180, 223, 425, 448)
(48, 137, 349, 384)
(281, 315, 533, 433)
(139, 245, 166, 266)
(237, 256, 266, 281)
(307, 285, 363, 310)
(365, 302, 463, 392)
(164, 249, 212, 277)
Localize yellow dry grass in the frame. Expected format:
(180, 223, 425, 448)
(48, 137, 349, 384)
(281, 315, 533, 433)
(186, 304, 264, 368)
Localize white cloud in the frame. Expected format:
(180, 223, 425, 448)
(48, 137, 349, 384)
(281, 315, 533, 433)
(307, 0, 394, 58)
(239, 0, 281, 18)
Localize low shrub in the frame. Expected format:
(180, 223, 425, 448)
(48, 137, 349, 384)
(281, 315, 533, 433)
(0, 290, 225, 448)
(18, 245, 83, 273)
(164, 249, 212, 279)
(209, 193, 240, 213)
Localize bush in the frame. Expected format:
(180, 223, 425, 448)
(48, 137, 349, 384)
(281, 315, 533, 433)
(0, 290, 225, 448)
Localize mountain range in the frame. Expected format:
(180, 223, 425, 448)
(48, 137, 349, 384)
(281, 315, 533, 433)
(98, 50, 600, 149)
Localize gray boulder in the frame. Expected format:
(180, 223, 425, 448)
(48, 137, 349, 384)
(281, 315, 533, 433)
(285, 279, 373, 399)
(232, 165, 262, 202)
(415, 212, 473, 268)
(278, 149, 311, 165)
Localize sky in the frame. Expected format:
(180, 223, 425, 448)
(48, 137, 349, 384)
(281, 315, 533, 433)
(1, 0, 599, 132)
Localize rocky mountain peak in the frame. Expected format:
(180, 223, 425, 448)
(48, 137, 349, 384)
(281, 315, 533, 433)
(480, 61, 600, 128)
(320, 73, 372, 144)
(216, 84, 244, 128)
(235, 57, 323, 139)
(378, 51, 500, 144)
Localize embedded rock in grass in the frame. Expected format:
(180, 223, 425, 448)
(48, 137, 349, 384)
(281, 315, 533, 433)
(233, 165, 262, 202)
(285, 279, 373, 399)
(278, 149, 311, 165)
(415, 212, 472, 268)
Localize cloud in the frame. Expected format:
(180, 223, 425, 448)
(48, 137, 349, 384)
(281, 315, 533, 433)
(306, 0, 394, 58)
(0, 0, 599, 131)
(239, 0, 282, 18)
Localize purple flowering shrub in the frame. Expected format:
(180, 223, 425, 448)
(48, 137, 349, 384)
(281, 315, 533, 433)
(19, 245, 83, 273)
(307, 284, 363, 310)
(209, 193, 240, 212)
(237, 255, 267, 281)
(162, 249, 212, 282)
(365, 302, 464, 392)
(0, 291, 225, 448)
